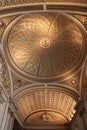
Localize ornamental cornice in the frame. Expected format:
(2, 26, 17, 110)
(0, 0, 87, 7)
(0, 0, 87, 15)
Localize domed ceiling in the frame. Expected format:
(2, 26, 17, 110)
(13, 85, 76, 126)
(3, 12, 85, 82)
(0, 8, 87, 129)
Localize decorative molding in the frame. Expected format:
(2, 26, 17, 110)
(0, 1, 87, 17)
(0, 51, 10, 94)
(9, 98, 17, 111)
(23, 123, 71, 130)
(0, 0, 87, 8)
(0, 88, 5, 103)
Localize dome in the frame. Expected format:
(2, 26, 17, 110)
(3, 12, 85, 82)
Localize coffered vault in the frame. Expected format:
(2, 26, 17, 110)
(0, 0, 87, 129)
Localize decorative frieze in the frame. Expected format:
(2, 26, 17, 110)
(0, 53, 10, 94)
(0, 0, 87, 8)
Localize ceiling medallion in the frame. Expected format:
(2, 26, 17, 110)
(40, 36, 51, 49)
(41, 113, 51, 122)
(0, 21, 5, 29)
(3, 12, 86, 82)
(71, 79, 77, 85)
(16, 79, 22, 86)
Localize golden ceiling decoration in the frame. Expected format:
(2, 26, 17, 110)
(0, 0, 87, 8)
(14, 85, 76, 125)
(1, 11, 86, 128)
(0, 53, 10, 94)
(3, 12, 85, 82)
(0, 0, 86, 128)
(25, 111, 69, 125)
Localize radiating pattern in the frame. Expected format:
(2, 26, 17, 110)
(6, 13, 83, 82)
(14, 86, 76, 125)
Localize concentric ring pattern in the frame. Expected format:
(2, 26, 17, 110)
(6, 13, 84, 82)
